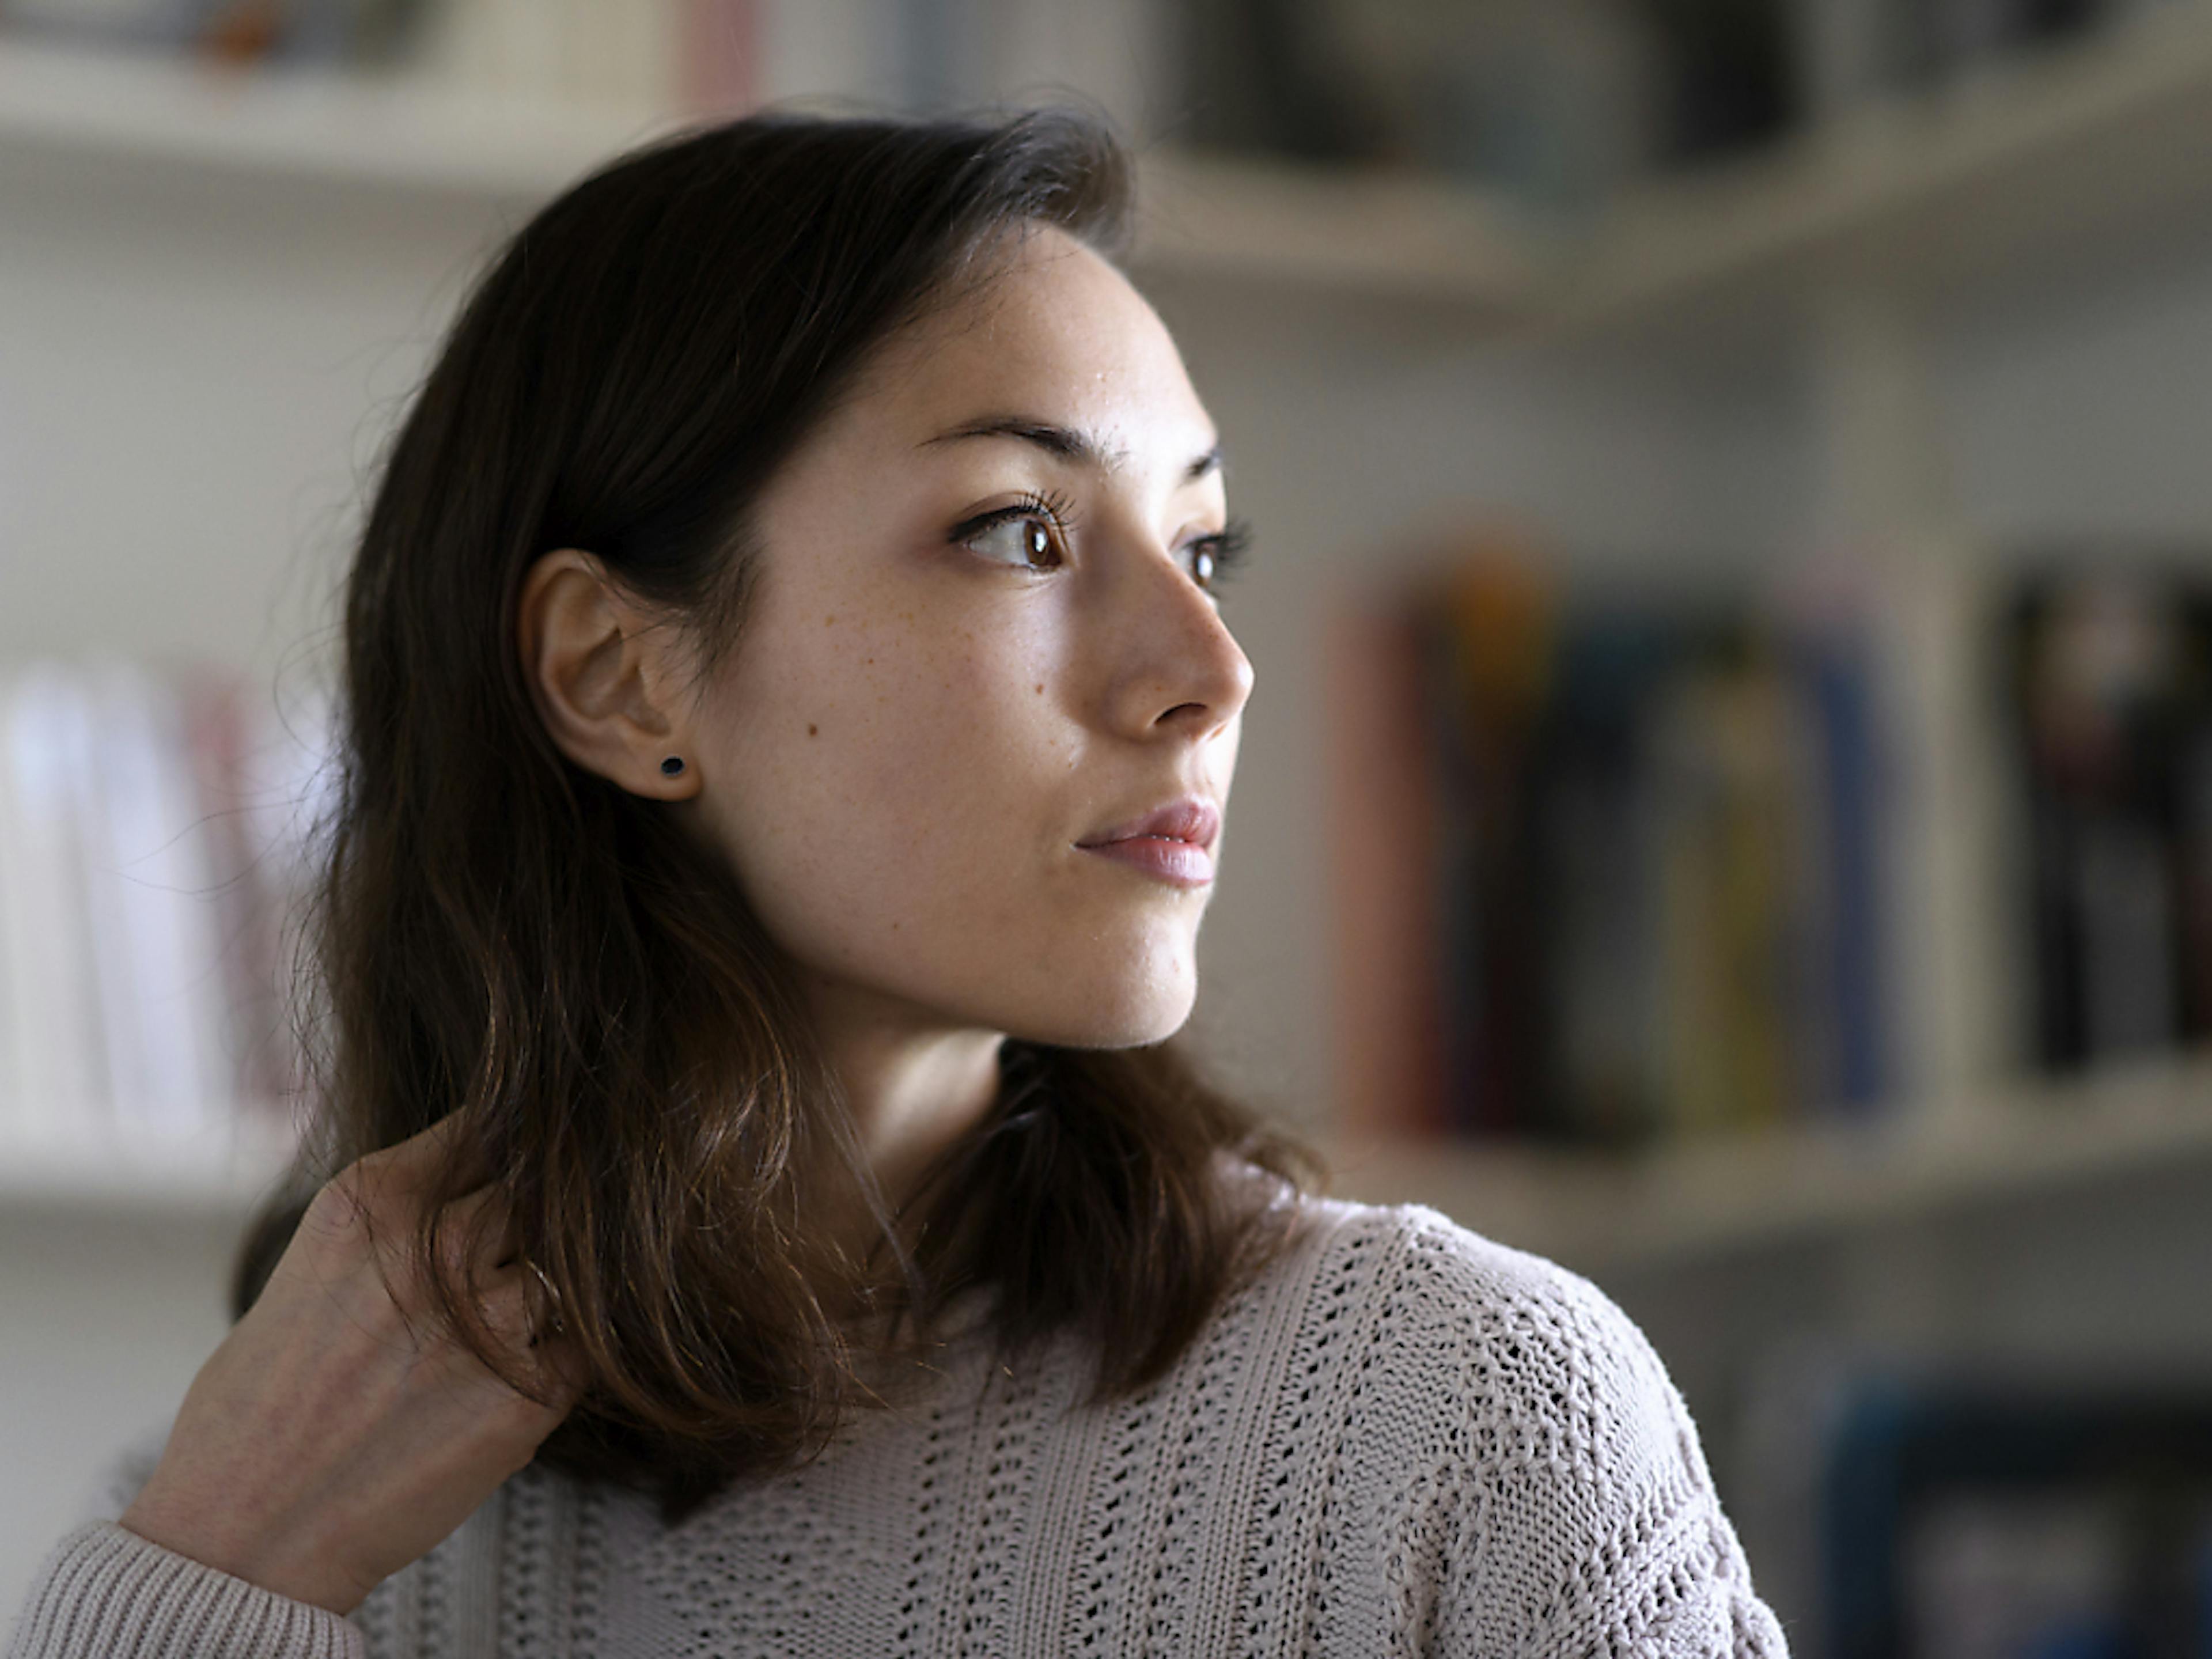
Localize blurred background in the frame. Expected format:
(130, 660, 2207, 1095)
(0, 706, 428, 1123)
(6, 0, 2212, 1652)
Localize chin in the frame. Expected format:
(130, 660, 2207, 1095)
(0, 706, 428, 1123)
(1006, 975, 1196, 1051)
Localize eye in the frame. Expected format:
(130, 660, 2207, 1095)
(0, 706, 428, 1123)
(950, 489, 1074, 573)
(1183, 516, 1255, 596)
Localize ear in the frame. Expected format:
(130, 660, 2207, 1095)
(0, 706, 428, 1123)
(517, 548, 700, 798)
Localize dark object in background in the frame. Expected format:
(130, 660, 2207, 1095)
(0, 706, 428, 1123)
(1173, 0, 2149, 207)
(1825, 1368, 2212, 1659)
(1174, 0, 1675, 206)
(1173, 0, 1396, 164)
(1999, 568, 2212, 1073)
(1173, 0, 1798, 197)
(231, 1187, 313, 1318)
(1642, 0, 1800, 163)
(1881, 0, 2116, 94)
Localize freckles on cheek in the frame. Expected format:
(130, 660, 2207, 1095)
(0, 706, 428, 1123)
(891, 645, 1050, 830)
(802, 604, 1060, 824)
(798, 624, 963, 783)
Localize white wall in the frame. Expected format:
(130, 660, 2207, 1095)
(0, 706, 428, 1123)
(0, 1206, 245, 1615)
(1941, 226, 2212, 543)
(0, 152, 512, 677)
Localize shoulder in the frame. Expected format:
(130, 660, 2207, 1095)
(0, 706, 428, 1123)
(1281, 1193, 1664, 1368)
(1280, 1194, 1691, 1469)
(1267, 1196, 1787, 1653)
(1387, 1198, 1684, 1430)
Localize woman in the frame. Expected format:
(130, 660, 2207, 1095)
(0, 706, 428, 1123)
(9, 108, 1789, 1657)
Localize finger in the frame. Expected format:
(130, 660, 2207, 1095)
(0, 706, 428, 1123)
(417, 1293, 578, 1438)
(527, 1332, 592, 1412)
(431, 1185, 517, 1287)
(457, 1277, 585, 1419)
(350, 1112, 483, 1211)
(475, 1267, 566, 1359)
(477, 1328, 589, 1435)
(319, 1116, 501, 1270)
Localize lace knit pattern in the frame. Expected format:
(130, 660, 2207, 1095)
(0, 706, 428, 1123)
(9, 1196, 1792, 1658)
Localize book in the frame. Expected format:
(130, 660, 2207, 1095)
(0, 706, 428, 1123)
(1324, 589, 1448, 1140)
(1999, 567, 2212, 1073)
(0, 655, 328, 1161)
(75, 654, 229, 1140)
(1327, 542, 1897, 1149)
(0, 662, 109, 1137)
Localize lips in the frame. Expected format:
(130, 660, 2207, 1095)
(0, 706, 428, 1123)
(1077, 796, 1221, 853)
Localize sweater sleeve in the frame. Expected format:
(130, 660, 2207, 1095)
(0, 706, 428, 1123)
(1384, 1209, 1793, 1657)
(5, 1522, 365, 1659)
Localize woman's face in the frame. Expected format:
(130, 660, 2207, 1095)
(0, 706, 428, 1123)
(683, 224, 1251, 1052)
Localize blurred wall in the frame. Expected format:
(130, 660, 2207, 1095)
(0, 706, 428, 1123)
(0, 1206, 242, 1606)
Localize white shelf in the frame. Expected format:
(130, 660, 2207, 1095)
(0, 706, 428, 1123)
(1319, 1052, 2212, 1274)
(13, 1058, 2212, 1257)
(0, 1120, 299, 1216)
(0, 36, 1559, 298)
(1132, 149, 1543, 320)
(0, 32, 681, 202)
(9, 10, 2212, 329)
(1550, 0, 2212, 336)
(1142, 4, 2212, 334)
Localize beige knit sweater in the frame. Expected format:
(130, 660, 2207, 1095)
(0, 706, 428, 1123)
(7, 1195, 1791, 1657)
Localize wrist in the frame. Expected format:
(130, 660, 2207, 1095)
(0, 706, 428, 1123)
(117, 1493, 369, 1618)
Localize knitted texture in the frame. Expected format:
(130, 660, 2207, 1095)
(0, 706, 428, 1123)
(7, 1196, 1791, 1658)
(7, 1522, 363, 1659)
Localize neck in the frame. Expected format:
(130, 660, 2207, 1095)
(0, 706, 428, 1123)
(800, 977, 1010, 1276)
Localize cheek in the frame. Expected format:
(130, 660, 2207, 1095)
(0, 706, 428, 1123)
(838, 622, 1058, 818)
(722, 611, 1071, 962)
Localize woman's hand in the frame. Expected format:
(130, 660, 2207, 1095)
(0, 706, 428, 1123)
(118, 1115, 585, 1616)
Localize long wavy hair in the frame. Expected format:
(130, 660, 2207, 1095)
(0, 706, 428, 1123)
(238, 104, 1334, 1521)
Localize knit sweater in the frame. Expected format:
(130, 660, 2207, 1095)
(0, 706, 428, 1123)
(9, 1194, 1791, 1658)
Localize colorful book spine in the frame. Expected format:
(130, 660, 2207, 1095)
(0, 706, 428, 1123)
(1328, 544, 1898, 1149)
(0, 656, 325, 1155)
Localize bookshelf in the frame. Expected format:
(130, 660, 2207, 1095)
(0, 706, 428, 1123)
(7, 2, 2212, 328)
(15, 1046, 2211, 1243)
(1147, 2, 2212, 332)
(1321, 1052, 2212, 1276)
(6, 14, 2212, 1253)
(1522, 0, 2212, 338)
(0, 31, 673, 202)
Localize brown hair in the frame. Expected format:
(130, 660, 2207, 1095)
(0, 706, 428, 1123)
(242, 103, 1332, 1521)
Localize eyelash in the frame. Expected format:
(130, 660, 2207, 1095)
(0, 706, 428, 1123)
(950, 488, 1255, 594)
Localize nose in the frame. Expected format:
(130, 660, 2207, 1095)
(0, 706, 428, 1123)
(1101, 522, 1254, 740)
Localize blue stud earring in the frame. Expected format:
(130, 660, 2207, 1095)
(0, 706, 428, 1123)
(660, 756, 685, 777)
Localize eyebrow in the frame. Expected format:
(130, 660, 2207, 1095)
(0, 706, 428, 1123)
(917, 414, 1225, 485)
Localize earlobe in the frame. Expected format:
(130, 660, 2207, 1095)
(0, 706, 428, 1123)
(517, 548, 696, 798)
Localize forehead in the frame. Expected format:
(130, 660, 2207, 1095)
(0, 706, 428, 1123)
(842, 226, 1214, 456)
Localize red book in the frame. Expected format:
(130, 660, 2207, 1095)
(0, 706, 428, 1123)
(1325, 590, 1446, 1142)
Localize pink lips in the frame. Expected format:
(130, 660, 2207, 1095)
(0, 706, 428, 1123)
(1076, 796, 1220, 889)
